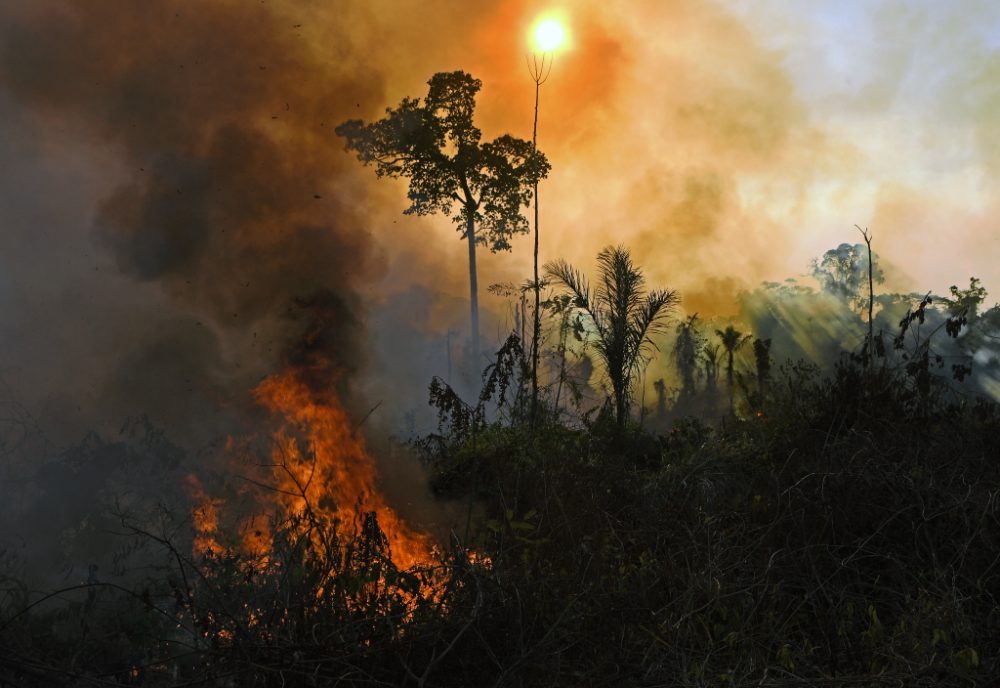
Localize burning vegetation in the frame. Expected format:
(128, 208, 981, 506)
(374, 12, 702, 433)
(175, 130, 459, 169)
(6, 290, 1000, 686)
(249, 367, 433, 570)
(3, 3, 1000, 686)
(187, 364, 437, 580)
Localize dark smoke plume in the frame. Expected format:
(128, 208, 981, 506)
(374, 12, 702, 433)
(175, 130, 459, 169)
(0, 1, 413, 579)
(0, 2, 387, 434)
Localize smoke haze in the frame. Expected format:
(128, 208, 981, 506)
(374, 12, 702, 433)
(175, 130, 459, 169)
(1, 0, 998, 445)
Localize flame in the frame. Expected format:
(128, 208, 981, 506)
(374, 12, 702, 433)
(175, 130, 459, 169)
(185, 473, 222, 555)
(250, 368, 434, 571)
(187, 366, 435, 579)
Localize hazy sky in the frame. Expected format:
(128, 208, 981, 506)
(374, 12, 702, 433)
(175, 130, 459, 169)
(1, 0, 998, 435)
(360, 0, 1000, 320)
(721, 0, 1000, 292)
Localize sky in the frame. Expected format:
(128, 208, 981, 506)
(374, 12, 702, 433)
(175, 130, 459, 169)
(1, 0, 999, 440)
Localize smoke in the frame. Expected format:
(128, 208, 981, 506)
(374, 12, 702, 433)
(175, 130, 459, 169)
(2, 1, 1000, 566)
(3, 0, 998, 416)
(0, 0, 422, 579)
(0, 1, 393, 440)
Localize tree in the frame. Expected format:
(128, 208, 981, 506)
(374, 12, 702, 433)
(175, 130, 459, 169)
(545, 245, 679, 427)
(653, 378, 668, 420)
(715, 325, 751, 406)
(942, 277, 991, 358)
(752, 337, 772, 397)
(673, 314, 704, 399)
(701, 343, 721, 392)
(944, 277, 988, 321)
(811, 242, 885, 309)
(336, 72, 550, 364)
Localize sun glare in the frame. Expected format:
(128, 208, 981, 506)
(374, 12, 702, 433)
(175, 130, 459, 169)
(532, 17, 567, 52)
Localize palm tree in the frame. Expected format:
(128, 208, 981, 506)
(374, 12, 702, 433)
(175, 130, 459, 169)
(715, 325, 751, 400)
(545, 245, 679, 427)
(701, 343, 721, 391)
(752, 337, 772, 396)
(673, 314, 703, 399)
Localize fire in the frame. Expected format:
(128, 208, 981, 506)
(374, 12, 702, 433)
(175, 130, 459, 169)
(185, 473, 222, 554)
(251, 368, 434, 571)
(188, 366, 436, 575)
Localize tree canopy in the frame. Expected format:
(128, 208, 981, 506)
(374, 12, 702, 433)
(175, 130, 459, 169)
(336, 71, 550, 252)
(337, 71, 549, 364)
(811, 242, 885, 307)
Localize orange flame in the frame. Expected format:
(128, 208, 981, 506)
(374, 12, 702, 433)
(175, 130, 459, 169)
(250, 368, 434, 571)
(187, 366, 435, 577)
(185, 473, 222, 555)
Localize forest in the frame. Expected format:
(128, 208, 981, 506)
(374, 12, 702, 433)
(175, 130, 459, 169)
(2, 9, 1000, 684)
(3, 243, 999, 687)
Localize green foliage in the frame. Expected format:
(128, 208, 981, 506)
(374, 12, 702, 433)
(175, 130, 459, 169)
(414, 346, 1000, 686)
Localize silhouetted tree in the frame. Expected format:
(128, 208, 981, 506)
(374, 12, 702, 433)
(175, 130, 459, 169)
(702, 343, 721, 392)
(811, 242, 885, 309)
(716, 325, 751, 405)
(945, 277, 988, 322)
(752, 337, 772, 397)
(546, 245, 679, 427)
(941, 277, 992, 370)
(857, 226, 876, 366)
(673, 314, 704, 399)
(337, 72, 550, 364)
(653, 378, 668, 420)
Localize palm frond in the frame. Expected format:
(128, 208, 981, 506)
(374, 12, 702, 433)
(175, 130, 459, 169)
(545, 259, 602, 335)
(626, 288, 680, 378)
(547, 245, 678, 426)
(596, 245, 644, 326)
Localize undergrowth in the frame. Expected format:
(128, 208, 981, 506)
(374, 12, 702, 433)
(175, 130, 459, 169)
(2, 336, 999, 686)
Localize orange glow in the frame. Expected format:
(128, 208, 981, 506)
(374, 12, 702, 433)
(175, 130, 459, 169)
(530, 13, 570, 52)
(251, 368, 434, 571)
(187, 365, 437, 581)
(186, 474, 222, 555)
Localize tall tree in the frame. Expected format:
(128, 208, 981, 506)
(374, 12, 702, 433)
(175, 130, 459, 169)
(752, 337, 772, 397)
(546, 245, 679, 428)
(701, 343, 721, 392)
(336, 72, 550, 364)
(715, 325, 751, 404)
(673, 313, 704, 400)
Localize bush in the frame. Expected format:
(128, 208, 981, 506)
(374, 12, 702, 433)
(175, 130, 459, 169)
(3, 357, 999, 686)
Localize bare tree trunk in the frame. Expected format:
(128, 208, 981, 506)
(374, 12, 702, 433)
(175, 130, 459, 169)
(553, 315, 568, 411)
(726, 351, 735, 412)
(859, 225, 874, 366)
(531, 78, 541, 429)
(446, 330, 453, 383)
(617, 385, 628, 428)
(466, 214, 480, 367)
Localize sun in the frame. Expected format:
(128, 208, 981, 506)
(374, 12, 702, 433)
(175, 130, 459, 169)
(532, 17, 568, 53)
